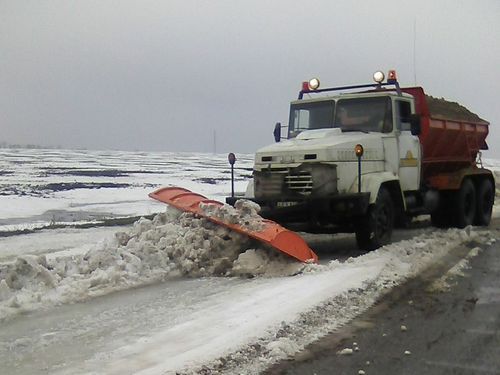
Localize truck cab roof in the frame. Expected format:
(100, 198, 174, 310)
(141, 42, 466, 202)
(290, 90, 414, 106)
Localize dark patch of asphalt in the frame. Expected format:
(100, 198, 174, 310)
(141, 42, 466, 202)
(0, 182, 133, 197)
(266, 221, 500, 375)
(40, 168, 162, 177)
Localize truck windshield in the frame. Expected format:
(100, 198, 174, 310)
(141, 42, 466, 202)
(288, 101, 334, 138)
(335, 97, 392, 133)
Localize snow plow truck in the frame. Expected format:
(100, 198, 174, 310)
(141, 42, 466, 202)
(151, 70, 493, 263)
(226, 70, 494, 250)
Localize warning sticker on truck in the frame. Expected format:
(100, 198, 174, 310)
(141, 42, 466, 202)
(400, 150, 418, 167)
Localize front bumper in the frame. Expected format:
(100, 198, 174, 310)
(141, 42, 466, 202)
(226, 192, 370, 230)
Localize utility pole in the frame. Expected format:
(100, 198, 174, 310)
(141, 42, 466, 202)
(213, 129, 217, 154)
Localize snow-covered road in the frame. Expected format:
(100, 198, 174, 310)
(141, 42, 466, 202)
(1, 223, 497, 374)
(1, 277, 249, 374)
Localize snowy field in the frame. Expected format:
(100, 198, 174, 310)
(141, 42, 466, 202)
(0, 148, 254, 233)
(0, 149, 499, 374)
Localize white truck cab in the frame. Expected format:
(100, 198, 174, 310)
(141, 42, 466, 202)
(255, 91, 421, 200)
(227, 71, 493, 250)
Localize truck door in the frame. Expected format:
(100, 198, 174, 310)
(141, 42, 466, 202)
(396, 99, 421, 190)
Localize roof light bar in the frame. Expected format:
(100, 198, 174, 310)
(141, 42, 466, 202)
(298, 69, 402, 99)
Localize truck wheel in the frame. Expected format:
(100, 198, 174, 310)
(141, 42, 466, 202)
(454, 178, 476, 228)
(355, 187, 394, 250)
(474, 179, 494, 226)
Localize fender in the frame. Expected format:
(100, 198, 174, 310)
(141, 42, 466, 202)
(350, 171, 405, 206)
(427, 167, 494, 191)
(244, 179, 255, 198)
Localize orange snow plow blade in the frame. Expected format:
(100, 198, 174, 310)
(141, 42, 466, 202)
(149, 187, 318, 263)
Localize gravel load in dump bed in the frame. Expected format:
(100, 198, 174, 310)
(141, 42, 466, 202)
(425, 95, 487, 123)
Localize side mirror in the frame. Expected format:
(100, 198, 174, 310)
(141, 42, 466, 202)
(409, 114, 421, 136)
(273, 122, 281, 142)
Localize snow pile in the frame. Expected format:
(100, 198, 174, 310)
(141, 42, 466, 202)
(232, 249, 305, 277)
(0, 203, 300, 321)
(200, 199, 264, 231)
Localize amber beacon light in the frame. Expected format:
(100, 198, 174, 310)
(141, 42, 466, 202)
(355, 144, 364, 157)
(355, 144, 364, 193)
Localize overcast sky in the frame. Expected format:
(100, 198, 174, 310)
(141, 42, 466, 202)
(1, 0, 499, 157)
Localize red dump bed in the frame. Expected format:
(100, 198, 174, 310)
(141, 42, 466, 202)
(402, 87, 489, 189)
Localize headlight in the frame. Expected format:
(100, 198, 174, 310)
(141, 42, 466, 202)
(373, 71, 385, 83)
(308, 78, 320, 90)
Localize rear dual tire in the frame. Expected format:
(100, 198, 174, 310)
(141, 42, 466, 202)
(431, 177, 494, 229)
(474, 178, 494, 226)
(454, 178, 476, 228)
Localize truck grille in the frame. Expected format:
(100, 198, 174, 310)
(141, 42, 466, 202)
(254, 164, 337, 199)
(285, 172, 313, 194)
(255, 173, 284, 197)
